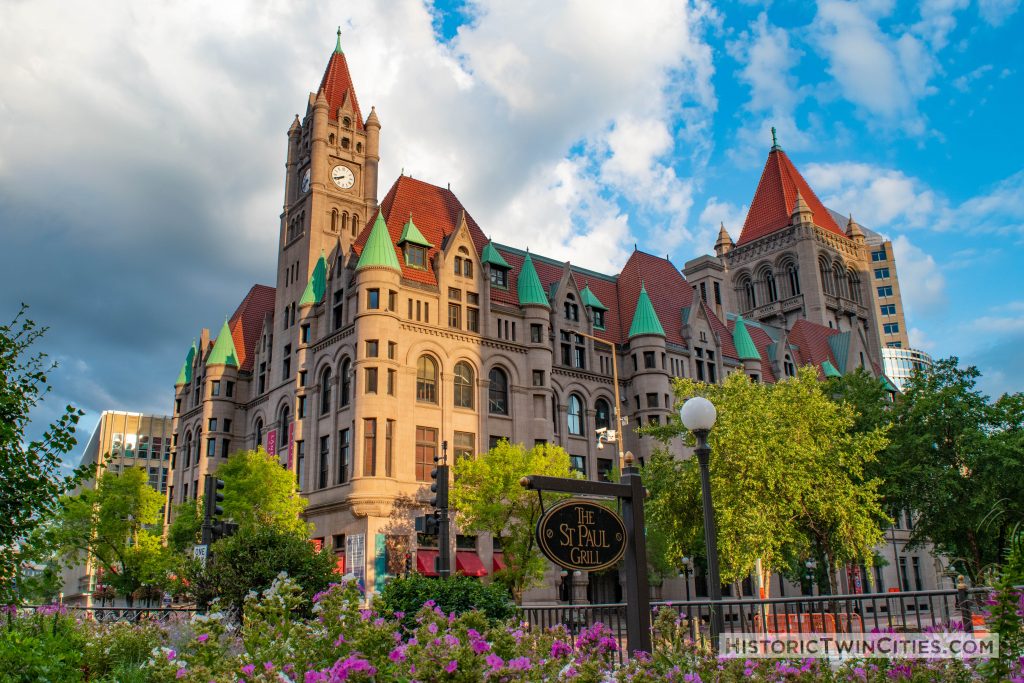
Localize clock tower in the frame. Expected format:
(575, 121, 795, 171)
(277, 30, 381, 327)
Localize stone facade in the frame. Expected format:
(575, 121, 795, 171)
(166, 39, 941, 603)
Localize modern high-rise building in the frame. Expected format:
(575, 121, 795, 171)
(59, 411, 173, 606)
(166, 35, 938, 602)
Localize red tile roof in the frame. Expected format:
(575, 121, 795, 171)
(787, 319, 840, 380)
(227, 284, 276, 372)
(695, 299, 737, 360)
(737, 149, 845, 246)
(318, 49, 364, 127)
(616, 251, 694, 347)
(353, 176, 489, 286)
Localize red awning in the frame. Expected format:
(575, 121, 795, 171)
(333, 557, 346, 575)
(456, 551, 487, 577)
(416, 550, 439, 577)
(492, 552, 506, 573)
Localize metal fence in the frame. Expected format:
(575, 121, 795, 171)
(519, 587, 989, 663)
(67, 606, 198, 624)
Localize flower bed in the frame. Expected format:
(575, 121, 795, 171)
(1, 576, 1019, 682)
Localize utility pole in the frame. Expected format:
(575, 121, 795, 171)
(431, 440, 451, 578)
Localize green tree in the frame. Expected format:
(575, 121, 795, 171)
(881, 358, 1024, 579)
(644, 367, 889, 595)
(52, 467, 173, 604)
(182, 524, 336, 614)
(214, 447, 309, 535)
(0, 305, 86, 600)
(825, 367, 892, 436)
(450, 440, 575, 603)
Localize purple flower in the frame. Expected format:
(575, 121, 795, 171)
(388, 646, 407, 662)
(264, 661, 275, 671)
(445, 660, 458, 673)
(508, 657, 531, 671)
(197, 633, 209, 643)
(444, 634, 460, 647)
(176, 668, 187, 679)
(241, 664, 255, 675)
(485, 654, 504, 670)
(683, 674, 702, 683)
(427, 621, 439, 634)
(551, 640, 573, 658)
(167, 650, 177, 661)
(471, 639, 491, 654)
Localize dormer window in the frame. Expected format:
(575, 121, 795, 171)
(593, 309, 605, 329)
(405, 245, 427, 269)
(489, 266, 508, 288)
(564, 294, 579, 322)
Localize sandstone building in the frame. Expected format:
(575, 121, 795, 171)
(166, 36, 940, 602)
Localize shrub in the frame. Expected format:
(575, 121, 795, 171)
(0, 605, 84, 682)
(376, 574, 515, 628)
(81, 620, 165, 680)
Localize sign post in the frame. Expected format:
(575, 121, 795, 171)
(522, 452, 651, 654)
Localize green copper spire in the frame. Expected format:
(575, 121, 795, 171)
(206, 320, 239, 368)
(398, 213, 432, 248)
(175, 341, 197, 385)
(732, 316, 759, 361)
(580, 285, 607, 311)
(335, 27, 343, 54)
(300, 251, 328, 306)
(356, 211, 401, 271)
(481, 241, 510, 269)
(821, 359, 842, 378)
(516, 252, 549, 307)
(628, 284, 665, 338)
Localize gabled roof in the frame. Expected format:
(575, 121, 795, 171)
(786, 319, 850, 381)
(516, 253, 550, 307)
(398, 215, 433, 248)
(732, 316, 759, 361)
(628, 284, 666, 338)
(299, 251, 328, 306)
(827, 331, 851, 374)
(318, 37, 364, 127)
(356, 212, 402, 271)
(737, 148, 845, 246)
(481, 241, 510, 269)
(207, 320, 239, 368)
(176, 341, 197, 385)
(353, 176, 488, 286)
(822, 359, 842, 378)
(226, 284, 275, 372)
(580, 285, 607, 311)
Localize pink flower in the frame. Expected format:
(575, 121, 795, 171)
(445, 660, 458, 673)
(241, 664, 255, 675)
(485, 654, 504, 670)
(197, 633, 209, 643)
(176, 668, 187, 679)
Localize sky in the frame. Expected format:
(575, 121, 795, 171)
(1, 0, 1022, 467)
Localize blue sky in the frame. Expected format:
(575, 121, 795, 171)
(0, 0, 1021, 465)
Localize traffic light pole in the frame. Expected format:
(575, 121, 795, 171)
(434, 441, 451, 578)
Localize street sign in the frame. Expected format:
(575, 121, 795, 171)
(193, 544, 208, 566)
(536, 499, 627, 572)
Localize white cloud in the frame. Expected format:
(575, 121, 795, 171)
(811, 0, 939, 135)
(952, 64, 994, 92)
(908, 327, 937, 352)
(804, 162, 939, 229)
(978, 0, 1022, 25)
(891, 235, 947, 316)
(698, 197, 747, 238)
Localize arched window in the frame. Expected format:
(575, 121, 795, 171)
(320, 367, 332, 415)
(488, 367, 509, 415)
(819, 259, 833, 295)
(342, 212, 349, 236)
(416, 355, 438, 403)
(595, 398, 611, 431)
(787, 263, 801, 297)
(331, 209, 338, 233)
(847, 269, 861, 304)
(278, 405, 290, 446)
(351, 214, 359, 238)
(453, 361, 475, 409)
(184, 430, 192, 468)
(742, 278, 756, 310)
(764, 269, 778, 303)
(255, 419, 263, 448)
(833, 264, 847, 298)
(340, 359, 352, 407)
(567, 394, 584, 435)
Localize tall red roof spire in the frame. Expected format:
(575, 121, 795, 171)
(736, 138, 844, 246)
(318, 30, 364, 128)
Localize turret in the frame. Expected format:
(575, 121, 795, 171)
(846, 214, 865, 243)
(364, 106, 381, 213)
(790, 190, 813, 227)
(714, 222, 733, 257)
(732, 316, 761, 378)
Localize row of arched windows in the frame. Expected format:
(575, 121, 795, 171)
(330, 209, 360, 239)
(737, 260, 801, 311)
(818, 256, 863, 304)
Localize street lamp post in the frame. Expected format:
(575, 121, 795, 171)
(574, 330, 625, 470)
(680, 556, 692, 602)
(679, 396, 724, 650)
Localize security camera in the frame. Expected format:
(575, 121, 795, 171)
(595, 427, 608, 435)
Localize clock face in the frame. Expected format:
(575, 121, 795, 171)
(300, 168, 311, 194)
(331, 164, 355, 189)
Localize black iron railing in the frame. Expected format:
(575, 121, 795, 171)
(519, 587, 990, 663)
(68, 606, 197, 623)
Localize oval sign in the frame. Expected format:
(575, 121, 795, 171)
(536, 499, 627, 572)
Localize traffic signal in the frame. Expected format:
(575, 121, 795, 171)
(204, 476, 225, 521)
(429, 456, 448, 511)
(414, 513, 439, 535)
(212, 520, 239, 542)
(404, 552, 412, 576)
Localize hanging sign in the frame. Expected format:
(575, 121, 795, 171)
(536, 499, 627, 572)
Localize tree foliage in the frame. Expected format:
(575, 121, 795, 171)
(213, 447, 309, 535)
(450, 440, 576, 603)
(0, 305, 86, 600)
(879, 358, 1024, 580)
(644, 367, 889, 594)
(52, 467, 173, 604)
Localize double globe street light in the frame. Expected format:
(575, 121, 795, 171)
(679, 396, 725, 648)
